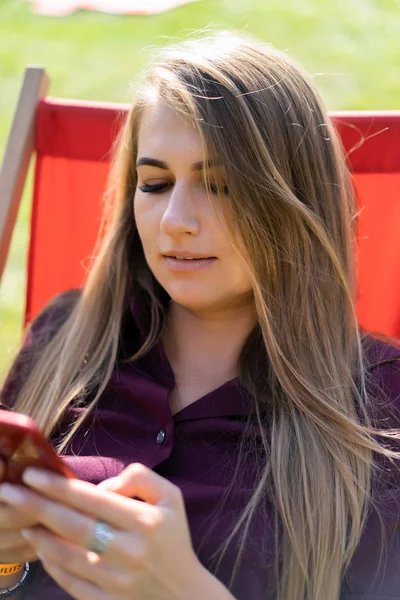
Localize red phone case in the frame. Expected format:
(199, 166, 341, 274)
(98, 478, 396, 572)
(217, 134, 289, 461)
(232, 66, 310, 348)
(0, 410, 77, 485)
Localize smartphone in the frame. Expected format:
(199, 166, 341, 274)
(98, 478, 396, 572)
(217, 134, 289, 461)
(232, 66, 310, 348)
(0, 410, 77, 485)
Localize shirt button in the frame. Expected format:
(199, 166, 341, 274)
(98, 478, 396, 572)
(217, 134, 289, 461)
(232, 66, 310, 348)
(156, 429, 166, 445)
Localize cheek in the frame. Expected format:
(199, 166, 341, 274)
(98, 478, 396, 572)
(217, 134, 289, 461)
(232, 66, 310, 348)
(134, 195, 159, 247)
(133, 193, 146, 233)
(223, 248, 253, 293)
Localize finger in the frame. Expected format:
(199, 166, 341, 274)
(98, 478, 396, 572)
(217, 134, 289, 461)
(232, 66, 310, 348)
(25, 527, 132, 595)
(0, 545, 39, 563)
(38, 557, 109, 600)
(0, 485, 117, 553)
(0, 502, 41, 530)
(97, 463, 183, 508)
(0, 530, 32, 551)
(0, 485, 145, 565)
(96, 478, 123, 491)
(18, 468, 162, 530)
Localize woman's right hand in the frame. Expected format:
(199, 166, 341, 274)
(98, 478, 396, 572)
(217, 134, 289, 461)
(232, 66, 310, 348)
(0, 459, 40, 563)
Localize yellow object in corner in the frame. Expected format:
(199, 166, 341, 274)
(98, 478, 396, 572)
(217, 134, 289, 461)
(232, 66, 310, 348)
(0, 564, 24, 576)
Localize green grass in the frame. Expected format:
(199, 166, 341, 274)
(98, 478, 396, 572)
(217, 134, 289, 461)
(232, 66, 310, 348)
(1, 0, 400, 383)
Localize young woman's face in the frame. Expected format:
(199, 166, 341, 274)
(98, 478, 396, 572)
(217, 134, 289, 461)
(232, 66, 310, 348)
(134, 103, 253, 314)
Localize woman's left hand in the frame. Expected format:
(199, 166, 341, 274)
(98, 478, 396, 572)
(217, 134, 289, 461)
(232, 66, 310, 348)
(0, 463, 206, 600)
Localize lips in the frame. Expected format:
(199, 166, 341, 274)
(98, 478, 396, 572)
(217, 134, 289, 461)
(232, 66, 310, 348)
(163, 256, 217, 271)
(163, 255, 215, 260)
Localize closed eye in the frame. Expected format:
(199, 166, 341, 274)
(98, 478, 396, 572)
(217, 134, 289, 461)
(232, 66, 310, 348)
(208, 183, 229, 196)
(137, 183, 170, 193)
(137, 182, 229, 195)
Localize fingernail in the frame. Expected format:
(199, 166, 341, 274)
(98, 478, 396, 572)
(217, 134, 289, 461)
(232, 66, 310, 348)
(22, 469, 51, 487)
(0, 484, 26, 504)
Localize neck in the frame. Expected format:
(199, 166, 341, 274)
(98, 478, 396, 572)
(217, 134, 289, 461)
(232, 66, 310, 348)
(161, 298, 257, 381)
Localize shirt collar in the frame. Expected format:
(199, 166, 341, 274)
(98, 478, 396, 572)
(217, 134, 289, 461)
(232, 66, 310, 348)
(126, 299, 400, 422)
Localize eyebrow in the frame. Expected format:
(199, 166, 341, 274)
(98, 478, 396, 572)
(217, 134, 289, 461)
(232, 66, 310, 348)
(136, 157, 221, 171)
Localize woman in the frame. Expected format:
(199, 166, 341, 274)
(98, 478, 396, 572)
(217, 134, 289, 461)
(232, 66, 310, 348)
(0, 30, 399, 600)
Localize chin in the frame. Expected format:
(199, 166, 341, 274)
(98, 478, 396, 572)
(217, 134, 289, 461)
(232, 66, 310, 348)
(163, 281, 221, 312)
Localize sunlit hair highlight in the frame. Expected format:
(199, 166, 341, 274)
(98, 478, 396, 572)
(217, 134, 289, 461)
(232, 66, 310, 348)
(2, 30, 400, 600)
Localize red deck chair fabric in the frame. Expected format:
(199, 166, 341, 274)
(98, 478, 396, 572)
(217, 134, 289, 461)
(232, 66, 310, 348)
(26, 99, 400, 339)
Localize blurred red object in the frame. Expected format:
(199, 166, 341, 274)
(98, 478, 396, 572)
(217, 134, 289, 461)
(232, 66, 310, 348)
(1, 68, 400, 340)
(28, 0, 201, 16)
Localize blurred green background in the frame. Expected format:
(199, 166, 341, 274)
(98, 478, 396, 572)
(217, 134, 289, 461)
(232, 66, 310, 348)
(1, 0, 400, 383)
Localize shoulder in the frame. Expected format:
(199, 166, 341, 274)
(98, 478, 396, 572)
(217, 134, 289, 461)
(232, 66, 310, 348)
(362, 333, 400, 405)
(362, 335, 400, 493)
(363, 332, 400, 367)
(25, 288, 82, 348)
(358, 334, 400, 455)
(343, 335, 400, 598)
(0, 288, 82, 410)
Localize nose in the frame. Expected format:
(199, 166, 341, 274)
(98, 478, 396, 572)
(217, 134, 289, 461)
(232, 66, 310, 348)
(160, 182, 199, 236)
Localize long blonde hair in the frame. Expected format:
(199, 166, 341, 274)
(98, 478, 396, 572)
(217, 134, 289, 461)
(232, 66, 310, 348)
(2, 30, 400, 600)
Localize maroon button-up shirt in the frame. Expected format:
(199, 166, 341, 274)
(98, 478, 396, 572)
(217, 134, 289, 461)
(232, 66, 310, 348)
(2, 289, 400, 600)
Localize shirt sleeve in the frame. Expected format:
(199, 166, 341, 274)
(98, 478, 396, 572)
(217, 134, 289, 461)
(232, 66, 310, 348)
(368, 343, 400, 449)
(345, 341, 400, 598)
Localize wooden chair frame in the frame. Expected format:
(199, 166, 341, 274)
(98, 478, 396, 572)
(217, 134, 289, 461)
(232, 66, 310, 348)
(0, 66, 49, 284)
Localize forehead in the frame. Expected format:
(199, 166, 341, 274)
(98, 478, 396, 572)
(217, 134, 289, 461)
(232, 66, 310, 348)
(137, 103, 203, 156)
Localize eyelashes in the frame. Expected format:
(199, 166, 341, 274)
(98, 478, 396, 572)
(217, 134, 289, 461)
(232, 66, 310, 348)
(210, 183, 229, 196)
(137, 183, 168, 193)
(137, 182, 229, 196)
